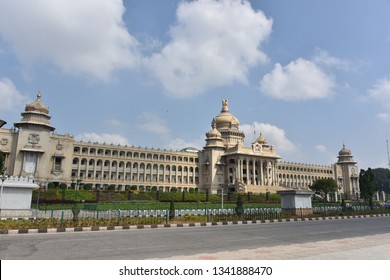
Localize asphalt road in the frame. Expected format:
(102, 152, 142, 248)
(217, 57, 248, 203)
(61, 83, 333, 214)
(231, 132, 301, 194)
(1, 216, 390, 260)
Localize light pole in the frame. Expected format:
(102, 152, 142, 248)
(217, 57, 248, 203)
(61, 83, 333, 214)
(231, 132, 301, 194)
(219, 184, 225, 209)
(35, 186, 40, 216)
(0, 175, 7, 213)
(72, 177, 82, 202)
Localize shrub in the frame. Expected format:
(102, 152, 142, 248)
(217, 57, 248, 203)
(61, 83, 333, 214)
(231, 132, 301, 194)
(83, 183, 93, 191)
(235, 195, 244, 216)
(71, 203, 81, 222)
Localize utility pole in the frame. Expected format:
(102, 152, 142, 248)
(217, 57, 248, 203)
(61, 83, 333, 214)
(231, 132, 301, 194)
(387, 139, 390, 170)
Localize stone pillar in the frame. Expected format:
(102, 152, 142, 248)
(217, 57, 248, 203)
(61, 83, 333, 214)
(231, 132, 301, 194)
(272, 161, 277, 186)
(277, 190, 314, 216)
(381, 191, 386, 201)
(246, 159, 249, 184)
(260, 160, 263, 185)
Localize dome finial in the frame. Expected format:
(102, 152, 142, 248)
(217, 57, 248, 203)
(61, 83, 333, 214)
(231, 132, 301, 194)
(221, 99, 228, 112)
(37, 91, 41, 99)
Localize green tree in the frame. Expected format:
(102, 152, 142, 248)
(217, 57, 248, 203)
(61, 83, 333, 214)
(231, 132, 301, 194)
(371, 168, 390, 194)
(309, 178, 338, 202)
(47, 182, 55, 190)
(0, 150, 6, 175)
(235, 195, 244, 216)
(169, 199, 175, 220)
(83, 183, 93, 191)
(359, 168, 377, 209)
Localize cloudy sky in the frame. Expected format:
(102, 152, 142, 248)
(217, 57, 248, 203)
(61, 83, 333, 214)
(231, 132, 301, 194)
(0, 0, 389, 169)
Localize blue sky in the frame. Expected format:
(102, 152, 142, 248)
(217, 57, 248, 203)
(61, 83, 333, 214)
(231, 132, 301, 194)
(0, 0, 390, 170)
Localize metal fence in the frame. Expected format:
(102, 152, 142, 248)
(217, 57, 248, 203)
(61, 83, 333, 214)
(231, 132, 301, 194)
(1, 205, 389, 229)
(0, 207, 282, 225)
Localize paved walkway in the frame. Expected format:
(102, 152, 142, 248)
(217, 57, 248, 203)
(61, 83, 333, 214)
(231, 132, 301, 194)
(159, 232, 390, 260)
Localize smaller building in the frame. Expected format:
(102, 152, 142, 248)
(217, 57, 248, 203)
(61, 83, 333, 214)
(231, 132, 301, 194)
(0, 176, 39, 217)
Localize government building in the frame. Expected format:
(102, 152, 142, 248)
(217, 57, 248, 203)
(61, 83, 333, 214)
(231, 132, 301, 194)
(0, 93, 360, 196)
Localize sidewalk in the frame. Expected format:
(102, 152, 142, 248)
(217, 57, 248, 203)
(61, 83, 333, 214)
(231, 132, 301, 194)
(159, 232, 390, 260)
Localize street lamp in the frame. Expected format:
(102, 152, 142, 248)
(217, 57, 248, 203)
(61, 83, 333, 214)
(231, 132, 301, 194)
(0, 175, 7, 213)
(219, 184, 226, 209)
(76, 177, 82, 191)
(72, 176, 82, 191)
(72, 176, 82, 202)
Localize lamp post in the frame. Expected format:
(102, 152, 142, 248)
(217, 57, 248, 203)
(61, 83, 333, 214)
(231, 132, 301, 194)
(35, 185, 40, 216)
(219, 184, 226, 209)
(0, 175, 7, 213)
(72, 177, 82, 202)
(76, 178, 82, 191)
(72, 177, 82, 191)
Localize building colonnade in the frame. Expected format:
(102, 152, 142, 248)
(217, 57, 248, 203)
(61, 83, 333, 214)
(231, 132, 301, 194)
(71, 144, 199, 191)
(227, 157, 278, 186)
(276, 162, 334, 190)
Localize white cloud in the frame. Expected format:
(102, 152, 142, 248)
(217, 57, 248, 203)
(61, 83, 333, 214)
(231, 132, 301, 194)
(241, 122, 298, 155)
(0, 0, 140, 80)
(103, 119, 124, 128)
(77, 132, 130, 146)
(313, 49, 351, 71)
(145, 0, 272, 98)
(315, 144, 328, 154)
(368, 77, 390, 109)
(136, 112, 170, 135)
(0, 77, 27, 111)
(377, 113, 390, 121)
(166, 138, 203, 151)
(260, 58, 335, 101)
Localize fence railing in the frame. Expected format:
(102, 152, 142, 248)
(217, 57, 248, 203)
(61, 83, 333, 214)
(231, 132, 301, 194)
(1, 205, 389, 229)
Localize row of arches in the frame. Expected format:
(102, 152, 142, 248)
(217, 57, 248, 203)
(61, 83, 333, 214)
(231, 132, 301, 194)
(278, 173, 333, 190)
(277, 163, 333, 175)
(91, 184, 198, 192)
(71, 157, 200, 186)
(73, 146, 198, 163)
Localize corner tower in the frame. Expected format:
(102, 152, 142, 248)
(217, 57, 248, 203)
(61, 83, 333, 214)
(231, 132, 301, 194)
(14, 92, 55, 132)
(336, 144, 360, 197)
(11, 92, 56, 178)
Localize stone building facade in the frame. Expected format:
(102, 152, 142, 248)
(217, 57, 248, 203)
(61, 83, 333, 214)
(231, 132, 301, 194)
(0, 93, 359, 196)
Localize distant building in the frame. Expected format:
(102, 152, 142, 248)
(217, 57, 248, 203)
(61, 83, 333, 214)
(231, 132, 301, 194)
(0, 93, 359, 196)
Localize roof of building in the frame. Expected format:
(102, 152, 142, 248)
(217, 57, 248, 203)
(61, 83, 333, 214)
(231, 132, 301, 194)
(25, 92, 50, 115)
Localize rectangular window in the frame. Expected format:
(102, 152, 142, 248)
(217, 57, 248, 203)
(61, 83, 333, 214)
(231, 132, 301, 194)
(54, 157, 62, 171)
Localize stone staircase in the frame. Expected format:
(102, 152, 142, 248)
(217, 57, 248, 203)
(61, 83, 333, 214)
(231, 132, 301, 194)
(245, 184, 288, 194)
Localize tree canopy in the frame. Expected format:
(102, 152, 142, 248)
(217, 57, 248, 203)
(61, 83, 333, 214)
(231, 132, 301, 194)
(309, 178, 338, 201)
(371, 168, 390, 194)
(0, 150, 5, 175)
(359, 168, 377, 202)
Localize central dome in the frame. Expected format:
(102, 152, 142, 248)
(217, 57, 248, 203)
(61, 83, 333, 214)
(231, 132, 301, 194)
(212, 99, 240, 130)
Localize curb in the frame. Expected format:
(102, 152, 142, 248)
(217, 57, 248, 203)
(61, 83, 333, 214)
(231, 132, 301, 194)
(1, 213, 389, 235)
